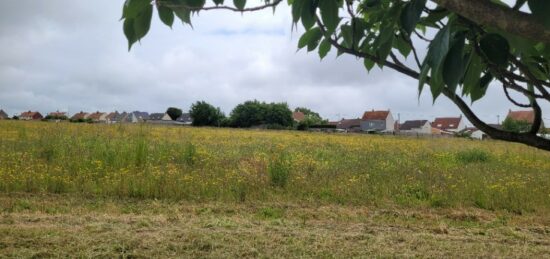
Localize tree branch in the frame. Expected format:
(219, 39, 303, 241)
(159, 0, 283, 12)
(431, 0, 550, 44)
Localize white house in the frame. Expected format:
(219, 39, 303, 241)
(432, 116, 467, 133)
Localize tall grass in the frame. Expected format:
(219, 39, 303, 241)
(1, 121, 550, 213)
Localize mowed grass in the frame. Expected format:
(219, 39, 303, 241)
(1, 121, 550, 257)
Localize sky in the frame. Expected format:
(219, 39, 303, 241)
(0, 0, 547, 125)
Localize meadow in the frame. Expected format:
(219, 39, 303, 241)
(1, 121, 550, 257)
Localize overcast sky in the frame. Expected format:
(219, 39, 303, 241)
(0, 0, 547, 125)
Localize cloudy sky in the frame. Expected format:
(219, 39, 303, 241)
(0, 0, 547, 125)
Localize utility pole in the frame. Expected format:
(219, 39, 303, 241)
(497, 115, 500, 125)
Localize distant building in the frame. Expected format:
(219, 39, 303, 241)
(176, 113, 193, 125)
(148, 113, 172, 121)
(87, 111, 108, 123)
(0, 109, 8, 120)
(506, 109, 535, 124)
(71, 111, 89, 121)
(360, 110, 395, 133)
(292, 111, 305, 122)
(329, 118, 362, 132)
(48, 111, 67, 118)
(432, 116, 466, 133)
(131, 111, 149, 122)
(399, 120, 431, 134)
(20, 111, 43, 121)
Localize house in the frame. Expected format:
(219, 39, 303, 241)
(399, 120, 431, 134)
(292, 111, 305, 122)
(432, 116, 466, 133)
(330, 118, 362, 132)
(148, 113, 172, 121)
(87, 111, 108, 123)
(105, 111, 119, 124)
(506, 109, 535, 124)
(111, 112, 130, 123)
(71, 111, 89, 121)
(360, 110, 395, 133)
(462, 127, 485, 140)
(20, 111, 43, 120)
(0, 109, 8, 120)
(131, 111, 149, 122)
(176, 113, 193, 125)
(48, 110, 67, 119)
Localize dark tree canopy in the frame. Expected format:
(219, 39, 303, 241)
(189, 101, 225, 126)
(230, 100, 293, 128)
(121, 0, 550, 151)
(166, 107, 183, 121)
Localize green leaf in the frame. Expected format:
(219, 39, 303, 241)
(234, 0, 246, 10)
(123, 0, 150, 19)
(133, 4, 153, 40)
(213, 0, 224, 5)
(301, 0, 316, 30)
(307, 28, 323, 51)
(174, 7, 192, 25)
(341, 25, 353, 48)
(418, 61, 430, 97)
(319, 0, 340, 33)
(377, 35, 394, 64)
(158, 6, 174, 28)
(364, 58, 376, 72)
(318, 38, 331, 59)
(528, 0, 550, 28)
(479, 33, 510, 67)
(298, 27, 322, 50)
(426, 25, 451, 69)
(394, 35, 411, 57)
(292, 0, 304, 24)
(470, 73, 493, 103)
(462, 52, 484, 96)
(400, 0, 427, 36)
(443, 33, 466, 92)
(123, 18, 137, 51)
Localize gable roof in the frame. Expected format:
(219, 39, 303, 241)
(433, 116, 462, 130)
(362, 110, 390, 120)
(48, 111, 67, 117)
(71, 111, 89, 120)
(20, 111, 42, 118)
(292, 111, 305, 122)
(335, 118, 362, 129)
(176, 113, 192, 122)
(131, 111, 149, 120)
(87, 111, 105, 120)
(105, 111, 119, 120)
(148, 113, 165, 120)
(506, 110, 535, 123)
(0, 109, 8, 119)
(400, 120, 429, 130)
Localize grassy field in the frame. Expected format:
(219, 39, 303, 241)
(1, 121, 550, 257)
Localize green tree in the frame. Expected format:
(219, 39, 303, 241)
(166, 107, 183, 121)
(121, 0, 550, 151)
(189, 101, 225, 126)
(230, 100, 293, 128)
(502, 117, 533, 133)
(294, 107, 326, 125)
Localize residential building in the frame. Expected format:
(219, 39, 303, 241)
(20, 111, 43, 120)
(71, 111, 89, 121)
(330, 118, 362, 132)
(506, 109, 535, 124)
(292, 111, 305, 122)
(360, 110, 395, 132)
(399, 120, 431, 134)
(148, 113, 172, 121)
(432, 116, 466, 133)
(87, 111, 108, 123)
(131, 111, 149, 122)
(176, 113, 193, 125)
(0, 109, 8, 120)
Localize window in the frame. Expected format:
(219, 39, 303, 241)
(450, 124, 454, 127)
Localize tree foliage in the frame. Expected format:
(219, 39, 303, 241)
(229, 100, 293, 128)
(120, 0, 550, 151)
(502, 117, 533, 133)
(166, 107, 183, 120)
(189, 101, 225, 126)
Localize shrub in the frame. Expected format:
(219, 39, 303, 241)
(268, 154, 291, 188)
(456, 148, 490, 163)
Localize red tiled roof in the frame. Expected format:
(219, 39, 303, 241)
(433, 117, 462, 130)
(48, 111, 66, 117)
(21, 111, 39, 117)
(87, 112, 104, 120)
(292, 111, 305, 122)
(506, 110, 534, 123)
(362, 110, 390, 120)
(71, 112, 88, 120)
